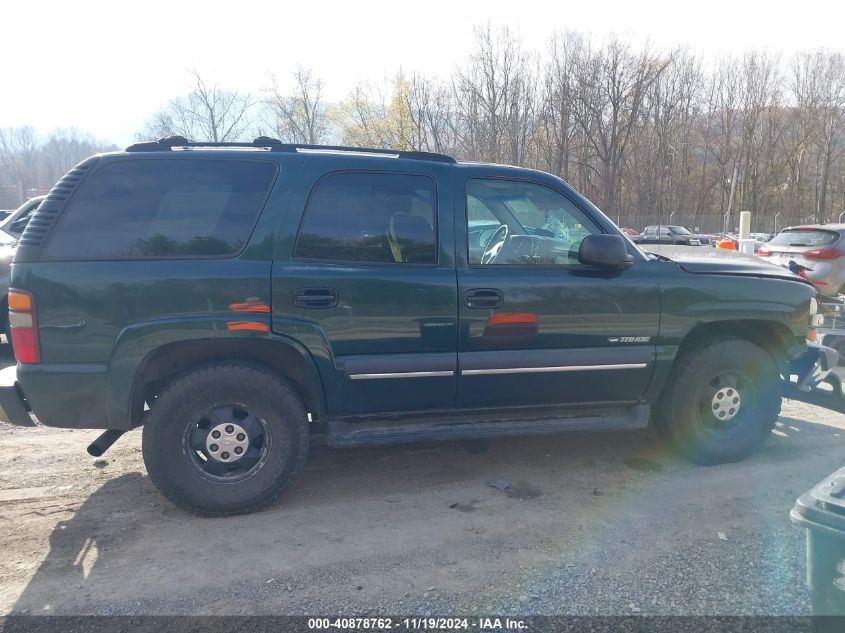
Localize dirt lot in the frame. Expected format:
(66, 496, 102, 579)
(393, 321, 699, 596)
(0, 343, 844, 616)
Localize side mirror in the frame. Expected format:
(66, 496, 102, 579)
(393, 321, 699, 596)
(578, 234, 634, 268)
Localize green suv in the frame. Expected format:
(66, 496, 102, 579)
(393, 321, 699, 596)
(0, 137, 835, 516)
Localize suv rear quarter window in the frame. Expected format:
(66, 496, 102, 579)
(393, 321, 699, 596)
(44, 158, 277, 259)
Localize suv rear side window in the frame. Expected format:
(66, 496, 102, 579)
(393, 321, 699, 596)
(45, 159, 277, 259)
(294, 172, 436, 264)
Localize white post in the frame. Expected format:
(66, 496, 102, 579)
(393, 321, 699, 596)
(738, 211, 755, 255)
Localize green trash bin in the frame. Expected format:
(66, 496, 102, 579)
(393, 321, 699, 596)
(792, 466, 845, 617)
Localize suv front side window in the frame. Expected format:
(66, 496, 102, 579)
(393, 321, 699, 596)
(294, 172, 437, 265)
(467, 179, 599, 266)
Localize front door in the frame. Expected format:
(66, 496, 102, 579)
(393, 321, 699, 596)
(272, 159, 458, 415)
(455, 175, 659, 409)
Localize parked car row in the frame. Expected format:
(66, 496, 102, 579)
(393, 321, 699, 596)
(623, 224, 778, 249)
(624, 221, 845, 297)
(632, 225, 715, 246)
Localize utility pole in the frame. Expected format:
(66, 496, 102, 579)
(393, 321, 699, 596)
(724, 163, 739, 233)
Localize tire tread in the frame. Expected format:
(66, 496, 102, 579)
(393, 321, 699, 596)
(142, 362, 309, 517)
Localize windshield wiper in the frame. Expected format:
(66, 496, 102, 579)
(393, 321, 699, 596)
(647, 251, 675, 262)
(788, 243, 812, 247)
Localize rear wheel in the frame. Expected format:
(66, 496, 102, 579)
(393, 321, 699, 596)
(654, 337, 780, 464)
(142, 363, 309, 516)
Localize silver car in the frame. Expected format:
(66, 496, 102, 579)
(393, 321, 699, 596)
(758, 225, 845, 296)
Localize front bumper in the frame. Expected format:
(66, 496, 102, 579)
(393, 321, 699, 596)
(0, 365, 34, 427)
(783, 342, 845, 413)
(788, 341, 839, 392)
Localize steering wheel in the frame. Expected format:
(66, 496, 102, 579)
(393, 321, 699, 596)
(481, 224, 509, 265)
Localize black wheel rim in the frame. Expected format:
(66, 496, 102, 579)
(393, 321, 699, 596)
(183, 404, 271, 482)
(696, 370, 755, 434)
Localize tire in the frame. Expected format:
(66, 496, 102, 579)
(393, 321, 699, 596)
(653, 336, 780, 465)
(142, 363, 309, 516)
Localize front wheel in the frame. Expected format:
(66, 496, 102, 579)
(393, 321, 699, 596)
(654, 337, 780, 464)
(142, 363, 309, 516)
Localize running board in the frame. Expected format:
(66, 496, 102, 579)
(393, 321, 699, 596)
(325, 404, 650, 448)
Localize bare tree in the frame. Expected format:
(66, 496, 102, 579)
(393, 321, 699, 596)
(808, 51, 845, 222)
(402, 73, 458, 153)
(40, 128, 116, 187)
(536, 32, 586, 181)
(628, 48, 702, 227)
(141, 69, 257, 142)
(5, 27, 845, 233)
(0, 126, 39, 203)
(573, 37, 668, 215)
(266, 67, 328, 144)
(452, 25, 537, 165)
(332, 81, 391, 147)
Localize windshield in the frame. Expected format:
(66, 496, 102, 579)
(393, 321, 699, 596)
(0, 197, 41, 239)
(669, 226, 692, 235)
(769, 228, 838, 247)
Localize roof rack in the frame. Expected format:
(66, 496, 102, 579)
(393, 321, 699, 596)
(125, 136, 456, 164)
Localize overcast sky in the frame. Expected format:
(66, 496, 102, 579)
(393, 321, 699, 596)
(4, 0, 844, 146)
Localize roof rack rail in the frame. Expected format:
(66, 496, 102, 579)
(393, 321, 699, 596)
(125, 136, 456, 164)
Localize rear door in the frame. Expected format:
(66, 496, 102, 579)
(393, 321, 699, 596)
(271, 156, 458, 415)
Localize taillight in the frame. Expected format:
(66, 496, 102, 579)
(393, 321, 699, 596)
(757, 245, 771, 256)
(804, 247, 844, 260)
(8, 289, 40, 363)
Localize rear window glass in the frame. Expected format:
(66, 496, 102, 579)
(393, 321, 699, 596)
(769, 229, 838, 248)
(45, 159, 276, 259)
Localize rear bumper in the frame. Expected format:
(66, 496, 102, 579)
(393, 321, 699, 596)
(0, 362, 113, 429)
(0, 365, 34, 427)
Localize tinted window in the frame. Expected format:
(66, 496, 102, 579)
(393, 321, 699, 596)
(294, 172, 436, 264)
(466, 179, 599, 266)
(45, 159, 276, 259)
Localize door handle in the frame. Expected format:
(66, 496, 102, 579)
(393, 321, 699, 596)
(464, 288, 504, 309)
(294, 288, 339, 309)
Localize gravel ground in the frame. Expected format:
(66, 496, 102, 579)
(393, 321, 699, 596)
(0, 342, 843, 616)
